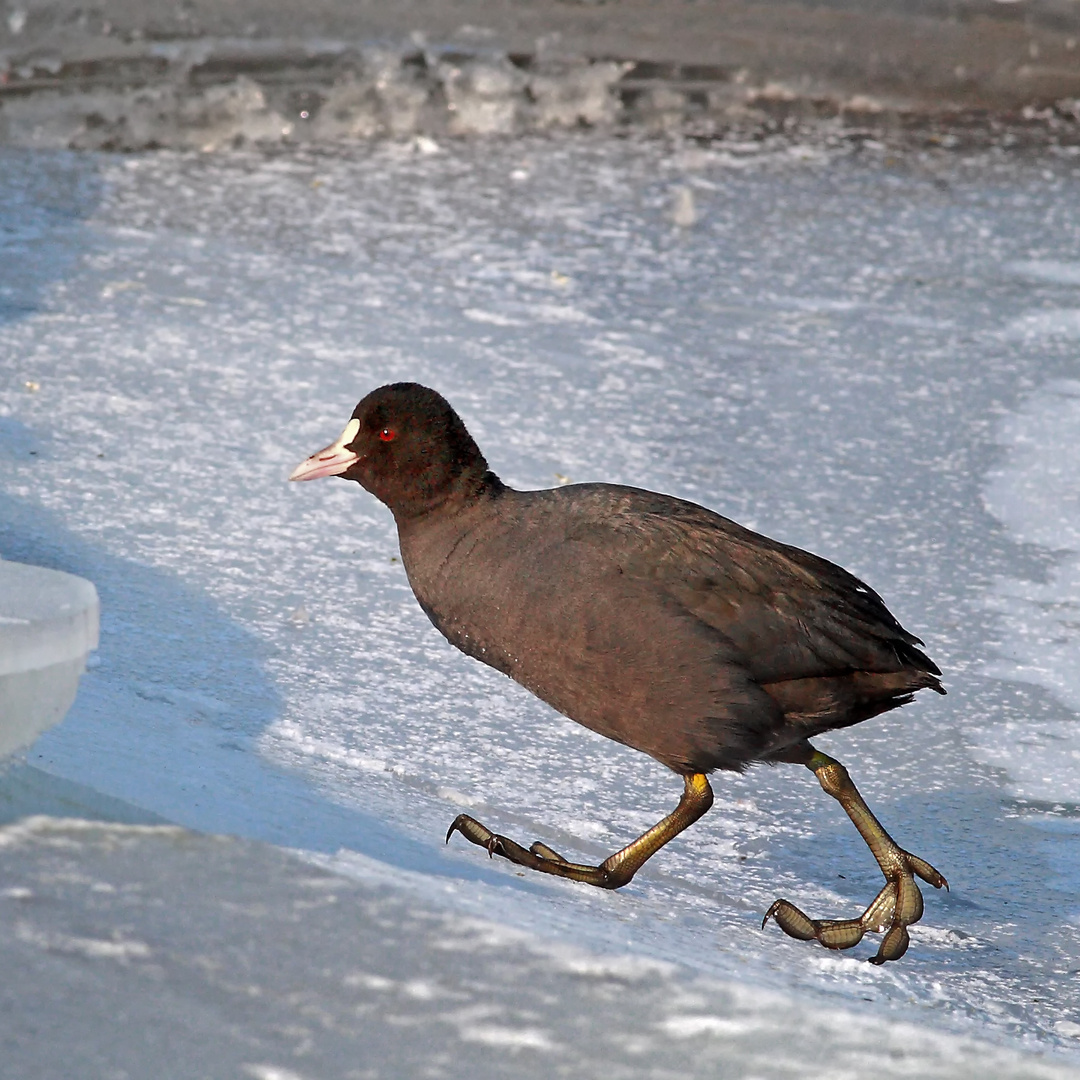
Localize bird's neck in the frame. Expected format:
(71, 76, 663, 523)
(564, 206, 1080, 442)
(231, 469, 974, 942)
(389, 468, 505, 527)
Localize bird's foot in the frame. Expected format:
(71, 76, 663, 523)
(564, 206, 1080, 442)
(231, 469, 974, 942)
(763, 849, 947, 964)
(445, 776, 713, 892)
(445, 814, 622, 887)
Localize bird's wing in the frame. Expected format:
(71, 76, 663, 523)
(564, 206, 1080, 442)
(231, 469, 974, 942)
(563, 488, 937, 686)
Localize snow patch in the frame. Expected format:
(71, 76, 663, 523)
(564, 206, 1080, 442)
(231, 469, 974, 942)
(457, 1024, 558, 1051)
(1006, 260, 1080, 287)
(978, 380, 1080, 803)
(16, 922, 152, 962)
(242, 1067, 311, 1080)
(659, 1014, 761, 1038)
(1004, 309, 1080, 340)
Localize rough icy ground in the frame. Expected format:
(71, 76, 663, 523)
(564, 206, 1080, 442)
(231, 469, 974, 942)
(2, 134, 1080, 1074)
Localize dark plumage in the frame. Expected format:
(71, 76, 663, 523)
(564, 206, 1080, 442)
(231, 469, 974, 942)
(291, 382, 948, 964)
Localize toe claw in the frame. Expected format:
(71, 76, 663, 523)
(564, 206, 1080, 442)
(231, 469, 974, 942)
(907, 852, 948, 891)
(871, 924, 910, 964)
(762, 900, 779, 931)
(763, 902, 866, 950)
(445, 814, 468, 844)
(530, 841, 568, 864)
(763, 899, 818, 941)
(446, 813, 500, 855)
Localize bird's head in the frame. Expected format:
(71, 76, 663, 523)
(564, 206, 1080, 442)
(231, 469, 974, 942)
(289, 382, 493, 519)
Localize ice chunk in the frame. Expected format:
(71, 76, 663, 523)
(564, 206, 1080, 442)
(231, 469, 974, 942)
(526, 60, 626, 129)
(441, 57, 523, 136)
(0, 559, 99, 758)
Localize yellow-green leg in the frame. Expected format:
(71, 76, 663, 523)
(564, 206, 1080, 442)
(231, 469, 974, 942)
(446, 772, 714, 889)
(763, 748, 947, 964)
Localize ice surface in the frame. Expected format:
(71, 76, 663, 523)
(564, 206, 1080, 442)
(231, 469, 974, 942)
(1, 816, 1076, 1080)
(2, 136, 1080, 1073)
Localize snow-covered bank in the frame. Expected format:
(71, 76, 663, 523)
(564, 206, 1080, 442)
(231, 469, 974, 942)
(3, 135, 1080, 1073)
(3, 0, 1080, 146)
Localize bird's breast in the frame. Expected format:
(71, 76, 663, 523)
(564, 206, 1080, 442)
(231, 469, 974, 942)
(397, 500, 536, 680)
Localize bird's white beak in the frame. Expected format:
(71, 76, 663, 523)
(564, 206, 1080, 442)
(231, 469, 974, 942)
(289, 418, 361, 481)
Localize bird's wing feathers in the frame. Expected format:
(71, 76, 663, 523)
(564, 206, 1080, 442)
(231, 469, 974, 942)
(563, 488, 937, 686)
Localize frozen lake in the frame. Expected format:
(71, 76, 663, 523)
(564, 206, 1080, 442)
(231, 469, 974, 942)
(2, 133, 1080, 1076)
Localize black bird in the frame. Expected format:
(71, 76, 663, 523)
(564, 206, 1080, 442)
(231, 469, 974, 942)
(291, 382, 947, 963)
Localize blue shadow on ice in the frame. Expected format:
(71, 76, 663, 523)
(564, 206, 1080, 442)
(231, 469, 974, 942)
(0, 416, 48, 461)
(0, 487, 532, 890)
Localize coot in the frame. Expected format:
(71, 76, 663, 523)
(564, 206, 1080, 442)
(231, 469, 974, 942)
(291, 383, 947, 964)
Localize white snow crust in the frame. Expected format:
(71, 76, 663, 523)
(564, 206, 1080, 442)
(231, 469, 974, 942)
(2, 135, 1080, 1076)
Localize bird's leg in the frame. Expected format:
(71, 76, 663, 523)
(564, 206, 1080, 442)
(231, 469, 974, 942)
(446, 772, 713, 889)
(763, 748, 947, 963)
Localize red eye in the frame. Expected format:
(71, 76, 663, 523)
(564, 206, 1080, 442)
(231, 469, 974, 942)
(379, 428, 397, 442)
